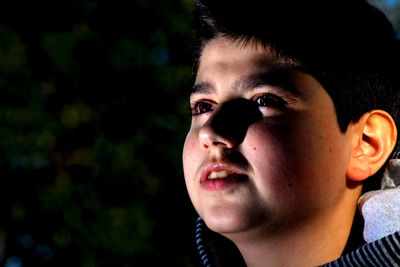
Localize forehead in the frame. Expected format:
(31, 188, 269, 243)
(193, 38, 303, 96)
(191, 37, 338, 116)
(195, 38, 301, 86)
(196, 38, 295, 79)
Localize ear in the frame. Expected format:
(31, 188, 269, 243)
(346, 110, 397, 182)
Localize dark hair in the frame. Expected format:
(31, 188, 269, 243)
(191, 0, 400, 145)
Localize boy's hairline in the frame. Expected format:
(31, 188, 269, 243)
(194, 34, 303, 70)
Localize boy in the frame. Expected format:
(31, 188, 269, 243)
(182, 0, 400, 266)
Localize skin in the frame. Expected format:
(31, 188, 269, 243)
(182, 37, 395, 266)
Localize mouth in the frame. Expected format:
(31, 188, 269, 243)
(200, 163, 247, 191)
(208, 170, 229, 179)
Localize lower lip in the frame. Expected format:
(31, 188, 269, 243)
(201, 174, 245, 191)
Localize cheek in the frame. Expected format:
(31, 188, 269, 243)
(288, 116, 350, 206)
(183, 131, 197, 180)
(244, 116, 348, 200)
(182, 130, 201, 204)
(244, 122, 296, 192)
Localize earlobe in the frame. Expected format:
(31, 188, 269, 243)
(346, 110, 397, 182)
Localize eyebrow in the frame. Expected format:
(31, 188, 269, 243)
(191, 82, 213, 95)
(191, 69, 302, 96)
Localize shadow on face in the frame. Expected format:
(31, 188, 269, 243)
(210, 98, 262, 145)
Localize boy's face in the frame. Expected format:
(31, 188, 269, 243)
(183, 38, 356, 236)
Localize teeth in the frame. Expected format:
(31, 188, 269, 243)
(208, 170, 228, 179)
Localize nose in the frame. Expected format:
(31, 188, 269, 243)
(199, 98, 262, 149)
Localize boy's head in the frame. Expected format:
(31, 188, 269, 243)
(183, 0, 399, 264)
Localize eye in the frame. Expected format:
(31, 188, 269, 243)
(254, 93, 288, 109)
(191, 101, 215, 116)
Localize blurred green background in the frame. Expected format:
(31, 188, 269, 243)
(0, 0, 196, 266)
(0, 0, 398, 266)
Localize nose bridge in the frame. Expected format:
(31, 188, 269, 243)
(199, 98, 262, 149)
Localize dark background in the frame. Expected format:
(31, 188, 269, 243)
(0, 0, 398, 266)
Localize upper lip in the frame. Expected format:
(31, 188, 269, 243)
(200, 162, 246, 183)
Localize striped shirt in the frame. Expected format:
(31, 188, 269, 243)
(195, 217, 400, 267)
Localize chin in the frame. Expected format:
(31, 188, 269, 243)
(201, 205, 262, 235)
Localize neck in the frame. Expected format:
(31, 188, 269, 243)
(225, 187, 362, 267)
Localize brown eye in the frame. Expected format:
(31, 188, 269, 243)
(192, 101, 215, 116)
(255, 94, 287, 108)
